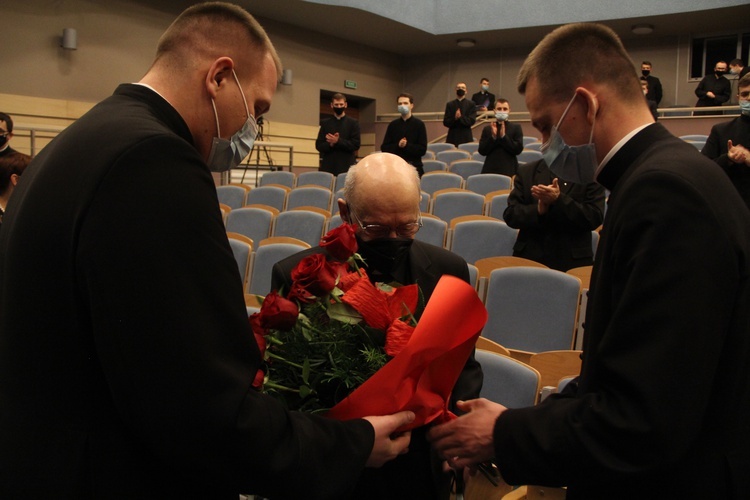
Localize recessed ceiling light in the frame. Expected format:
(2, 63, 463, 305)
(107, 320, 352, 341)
(631, 24, 654, 35)
(456, 38, 476, 48)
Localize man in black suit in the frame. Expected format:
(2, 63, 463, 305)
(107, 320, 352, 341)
(315, 92, 361, 175)
(478, 98, 524, 176)
(694, 60, 732, 115)
(471, 77, 495, 113)
(0, 4, 413, 499)
(443, 82, 476, 146)
(0, 112, 19, 158)
(503, 158, 605, 271)
(430, 22, 750, 499)
(272, 152, 483, 500)
(639, 61, 662, 106)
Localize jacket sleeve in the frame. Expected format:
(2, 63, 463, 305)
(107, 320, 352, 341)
(503, 166, 540, 229)
(477, 126, 495, 156)
(77, 136, 373, 499)
(545, 181, 606, 232)
(443, 102, 455, 128)
(336, 119, 361, 153)
(380, 121, 398, 155)
(701, 125, 730, 168)
(315, 123, 332, 154)
(403, 120, 427, 159)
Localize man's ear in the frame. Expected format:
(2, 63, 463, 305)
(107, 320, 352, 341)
(205, 57, 235, 99)
(575, 87, 599, 126)
(338, 199, 351, 222)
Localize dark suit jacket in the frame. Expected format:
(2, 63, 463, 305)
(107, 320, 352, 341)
(478, 122, 524, 176)
(503, 159, 605, 271)
(442, 98, 476, 146)
(471, 90, 495, 111)
(315, 115, 361, 175)
(701, 113, 750, 209)
(272, 240, 483, 499)
(640, 74, 663, 105)
(0, 84, 373, 499)
(494, 123, 750, 498)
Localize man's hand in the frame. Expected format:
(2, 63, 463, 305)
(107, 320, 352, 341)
(398, 137, 408, 148)
(531, 178, 561, 214)
(707, 91, 716, 99)
(455, 108, 462, 120)
(427, 399, 506, 470)
(326, 132, 340, 146)
(363, 411, 414, 467)
(727, 140, 750, 165)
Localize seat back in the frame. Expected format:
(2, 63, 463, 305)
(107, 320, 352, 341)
(297, 171, 335, 190)
(472, 152, 486, 162)
(524, 141, 543, 152)
(285, 186, 332, 211)
(420, 172, 464, 195)
(414, 216, 448, 247)
(450, 219, 518, 264)
(483, 267, 582, 353)
(523, 136, 540, 147)
(466, 174, 512, 196)
(259, 171, 295, 188)
(518, 150, 544, 164)
(426, 143, 456, 154)
(327, 213, 344, 231)
(457, 142, 480, 154)
(422, 159, 447, 173)
(272, 210, 327, 247)
(245, 185, 287, 212)
(248, 240, 310, 296)
(475, 350, 541, 408)
(216, 185, 249, 209)
(436, 149, 471, 165)
(227, 233, 253, 291)
(334, 172, 348, 192)
(485, 192, 510, 219)
(225, 207, 274, 247)
(449, 160, 484, 180)
(431, 191, 485, 222)
(679, 134, 708, 142)
(528, 350, 583, 389)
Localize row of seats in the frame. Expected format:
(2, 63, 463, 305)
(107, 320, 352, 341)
(423, 135, 541, 158)
(423, 149, 544, 172)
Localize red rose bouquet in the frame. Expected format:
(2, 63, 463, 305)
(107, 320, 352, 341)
(250, 224, 488, 429)
(249, 223, 421, 413)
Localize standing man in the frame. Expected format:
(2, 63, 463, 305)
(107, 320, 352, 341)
(503, 158, 605, 271)
(0, 112, 19, 158)
(694, 61, 731, 115)
(429, 22, 750, 499)
(0, 4, 413, 499)
(639, 61, 663, 106)
(381, 93, 428, 176)
(702, 73, 750, 209)
(443, 82, 476, 146)
(478, 98, 523, 176)
(471, 77, 495, 113)
(728, 59, 749, 105)
(316, 92, 361, 175)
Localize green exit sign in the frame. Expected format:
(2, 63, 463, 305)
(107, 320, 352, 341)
(344, 80, 357, 89)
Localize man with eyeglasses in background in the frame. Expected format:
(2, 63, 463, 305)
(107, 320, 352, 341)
(702, 73, 750, 209)
(0, 112, 19, 158)
(272, 152, 483, 500)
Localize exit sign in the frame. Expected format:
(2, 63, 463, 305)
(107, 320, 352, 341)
(344, 80, 357, 89)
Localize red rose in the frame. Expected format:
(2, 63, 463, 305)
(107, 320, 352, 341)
(257, 290, 299, 331)
(290, 254, 338, 298)
(320, 223, 358, 261)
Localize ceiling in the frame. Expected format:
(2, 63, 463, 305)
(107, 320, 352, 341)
(137, 0, 750, 56)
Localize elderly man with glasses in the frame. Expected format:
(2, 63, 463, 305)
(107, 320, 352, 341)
(272, 152, 483, 500)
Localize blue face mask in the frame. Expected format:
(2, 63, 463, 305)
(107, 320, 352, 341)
(541, 93, 598, 184)
(207, 69, 258, 173)
(397, 104, 410, 116)
(495, 112, 509, 122)
(740, 100, 750, 116)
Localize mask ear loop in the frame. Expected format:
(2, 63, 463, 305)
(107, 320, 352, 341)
(211, 99, 222, 138)
(542, 93, 578, 151)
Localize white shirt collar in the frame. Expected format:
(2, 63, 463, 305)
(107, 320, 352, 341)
(596, 122, 652, 180)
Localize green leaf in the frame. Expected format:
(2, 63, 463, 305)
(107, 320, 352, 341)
(327, 302, 363, 324)
(302, 358, 311, 384)
(299, 385, 311, 398)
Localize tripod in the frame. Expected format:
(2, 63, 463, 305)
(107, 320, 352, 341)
(241, 116, 275, 185)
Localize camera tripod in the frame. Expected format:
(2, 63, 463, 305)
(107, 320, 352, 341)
(241, 116, 275, 185)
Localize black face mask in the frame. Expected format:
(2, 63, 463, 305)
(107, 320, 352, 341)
(641, 69, 650, 77)
(356, 236, 413, 275)
(333, 107, 345, 116)
(715, 70, 727, 77)
(0, 135, 7, 148)
(456, 89, 466, 98)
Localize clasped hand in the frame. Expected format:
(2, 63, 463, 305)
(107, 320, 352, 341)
(325, 132, 340, 146)
(727, 140, 750, 166)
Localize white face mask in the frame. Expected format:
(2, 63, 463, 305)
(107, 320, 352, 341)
(541, 93, 598, 184)
(397, 104, 410, 116)
(206, 69, 258, 173)
(495, 112, 509, 122)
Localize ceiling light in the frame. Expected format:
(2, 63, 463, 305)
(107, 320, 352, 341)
(456, 38, 476, 48)
(631, 24, 654, 35)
